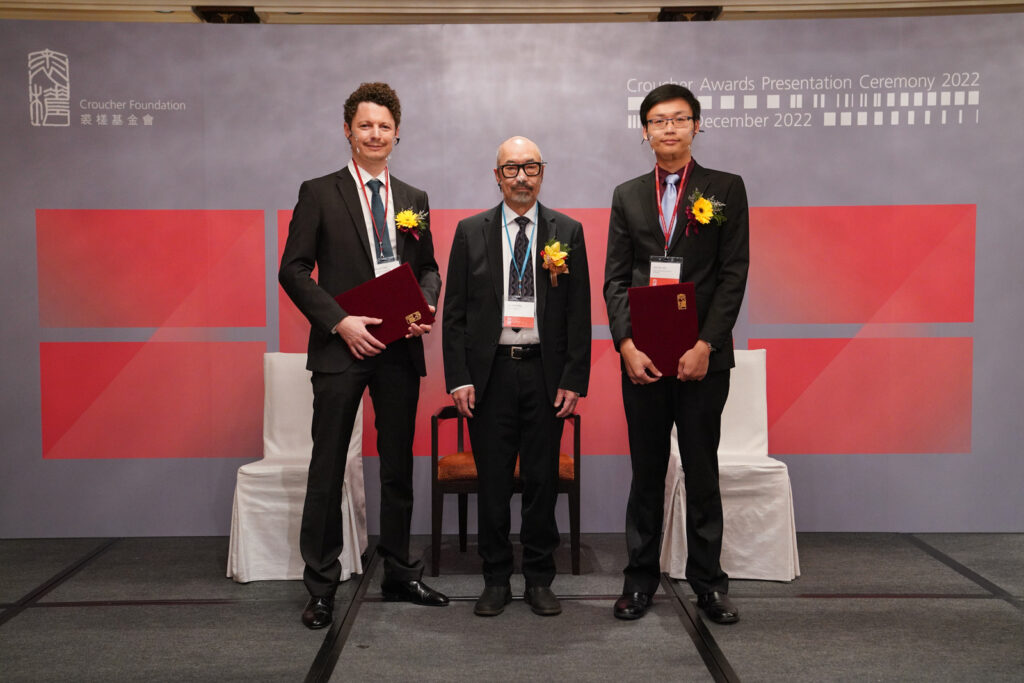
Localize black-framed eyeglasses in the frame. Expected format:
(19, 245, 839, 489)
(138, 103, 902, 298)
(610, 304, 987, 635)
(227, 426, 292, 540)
(498, 162, 546, 178)
(646, 116, 695, 130)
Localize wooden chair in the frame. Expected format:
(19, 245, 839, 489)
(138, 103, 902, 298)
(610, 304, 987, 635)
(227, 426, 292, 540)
(430, 405, 581, 576)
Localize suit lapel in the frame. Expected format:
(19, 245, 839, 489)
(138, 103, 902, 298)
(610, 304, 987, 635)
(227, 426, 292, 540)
(391, 180, 410, 262)
(638, 170, 663, 250)
(534, 204, 553, 325)
(335, 169, 374, 266)
(667, 161, 708, 253)
(483, 205, 504, 306)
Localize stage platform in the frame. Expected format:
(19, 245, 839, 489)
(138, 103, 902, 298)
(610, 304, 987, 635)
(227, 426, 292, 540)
(1, 533, 1021, 682)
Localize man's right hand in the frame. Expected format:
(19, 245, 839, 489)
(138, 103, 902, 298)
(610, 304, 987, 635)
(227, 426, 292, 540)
(452, 386, 476, 418)
(335, 315, 386, 360)
(620, 338, 662, 385)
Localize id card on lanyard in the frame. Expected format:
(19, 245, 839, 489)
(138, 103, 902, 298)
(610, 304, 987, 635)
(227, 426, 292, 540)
(501, 205, 536, 328)
(650, 160, 693, 286)
(650, 255, 683, 286)
(353, 164, 398, 270)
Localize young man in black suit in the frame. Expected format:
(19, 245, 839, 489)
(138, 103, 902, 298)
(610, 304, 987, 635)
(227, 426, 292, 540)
(442, 136, 591, 617)
(279, 82, 448, 630)
(604, 84, 749, 624)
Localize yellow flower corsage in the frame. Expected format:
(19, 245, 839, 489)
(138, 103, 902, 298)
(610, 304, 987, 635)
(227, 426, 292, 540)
(541, 238, 569, 286)
(684, 190, 726, 236)
(395, 208, 428, 240)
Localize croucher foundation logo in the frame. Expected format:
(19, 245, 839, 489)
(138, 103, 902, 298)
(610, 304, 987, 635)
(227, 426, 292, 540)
(28, 49, 70, 127)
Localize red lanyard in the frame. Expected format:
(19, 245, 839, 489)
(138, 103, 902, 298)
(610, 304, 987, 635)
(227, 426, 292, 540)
(353, 164, 390, 252)
(654, 159, 693, 253)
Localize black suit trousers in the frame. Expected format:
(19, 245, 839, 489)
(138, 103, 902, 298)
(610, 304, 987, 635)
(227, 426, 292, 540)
(620, 368, 730, 596)
(467, 355, 562, 588)
(300, 341, 423, 598)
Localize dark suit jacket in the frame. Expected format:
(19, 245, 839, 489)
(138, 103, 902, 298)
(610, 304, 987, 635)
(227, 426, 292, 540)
(279, 167, 441, 376)
(442, 203, 591, 403)
(603, 160, 749, 373)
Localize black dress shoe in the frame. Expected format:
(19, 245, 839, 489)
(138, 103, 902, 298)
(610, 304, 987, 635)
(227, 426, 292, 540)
(524, 586, 562, 616)
(474, 585, 512, 616)
(301, 596, 334, 630)
(380, 578, 449, 606)
(697, 591, 739, 624)
(613, 592, 652, 620)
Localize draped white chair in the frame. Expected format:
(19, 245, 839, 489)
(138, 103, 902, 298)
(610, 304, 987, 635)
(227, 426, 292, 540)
(228, 352, 367, 583)
(661, 349, 800, 581)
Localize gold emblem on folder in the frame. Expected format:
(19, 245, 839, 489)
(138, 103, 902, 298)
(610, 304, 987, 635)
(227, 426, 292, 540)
(405, 311, 422, 325)
(677, 293, 687, 310)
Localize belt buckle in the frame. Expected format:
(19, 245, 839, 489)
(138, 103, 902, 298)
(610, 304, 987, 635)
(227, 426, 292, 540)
(510, 346, 525, 360)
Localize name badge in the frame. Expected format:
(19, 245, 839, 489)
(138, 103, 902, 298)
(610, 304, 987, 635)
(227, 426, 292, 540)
(649, 256, 683, 286)
(376, 257, 400, 274)
(503, 298, 536, 329)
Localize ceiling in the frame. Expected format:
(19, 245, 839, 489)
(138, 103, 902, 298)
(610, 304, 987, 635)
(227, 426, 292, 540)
(0, 0, 1021, 24)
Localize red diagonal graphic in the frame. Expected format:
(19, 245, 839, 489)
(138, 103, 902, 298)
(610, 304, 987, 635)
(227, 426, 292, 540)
(749, 205, 974, 324)
(41, 342, 263, 459)
(37, 210, 265, 328)
(40, 342, 145, 455)
(750, 337, 971, 454)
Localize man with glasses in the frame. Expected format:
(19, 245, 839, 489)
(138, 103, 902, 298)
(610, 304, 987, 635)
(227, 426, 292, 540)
(604, 84, 749, 623)
(280, 82, 448, 630)
(442, 136, 591, 617)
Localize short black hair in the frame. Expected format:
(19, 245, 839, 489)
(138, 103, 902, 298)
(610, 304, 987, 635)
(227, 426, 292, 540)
(344, 82, 401, 127)
(639, 84, 701, 128)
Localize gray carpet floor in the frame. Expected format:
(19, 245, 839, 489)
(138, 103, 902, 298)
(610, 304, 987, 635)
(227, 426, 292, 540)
(0, 533, 1021, 682)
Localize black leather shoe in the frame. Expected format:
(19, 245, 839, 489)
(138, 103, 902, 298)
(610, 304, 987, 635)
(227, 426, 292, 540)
(613, 592, 652, 620)
(524, 586, 562, 616)
(380, 578, 449, 606)
(301, 596, 334, 630)
(697, 591, 739, 624)
(474, 585, 512, 616)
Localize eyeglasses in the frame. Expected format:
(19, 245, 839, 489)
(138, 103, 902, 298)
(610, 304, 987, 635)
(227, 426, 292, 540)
(646, 116, 695, 130)
(498, 162, 546, 178)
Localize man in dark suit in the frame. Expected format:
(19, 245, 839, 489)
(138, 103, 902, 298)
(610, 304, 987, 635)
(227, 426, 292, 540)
(604, 84, 749, 624)
(442, 136, 591, 617)
(279, 82, 448, 630)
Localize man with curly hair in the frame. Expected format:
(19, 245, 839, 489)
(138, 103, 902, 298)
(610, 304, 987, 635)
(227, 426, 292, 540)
(280, 82, 448, 630)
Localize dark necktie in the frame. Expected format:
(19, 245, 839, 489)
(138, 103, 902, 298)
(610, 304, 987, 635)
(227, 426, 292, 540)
(366, 178, 393, 261)
(509, 215, 534, 299)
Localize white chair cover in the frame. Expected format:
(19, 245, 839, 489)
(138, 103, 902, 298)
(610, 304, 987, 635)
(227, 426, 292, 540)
(227, 352, 367, 583)
(661, 349, 800, 581)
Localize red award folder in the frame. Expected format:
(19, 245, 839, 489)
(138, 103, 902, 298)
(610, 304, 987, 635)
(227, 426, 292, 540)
(333, 263, 434, 346)
(627, 281, 699, 375)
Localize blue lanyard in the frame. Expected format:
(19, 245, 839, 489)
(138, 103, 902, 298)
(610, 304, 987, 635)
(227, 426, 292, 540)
(501, 204, 535, 293)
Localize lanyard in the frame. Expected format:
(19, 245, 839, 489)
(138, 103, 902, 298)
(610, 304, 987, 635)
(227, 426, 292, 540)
(353, 164, 390, 253)
(501, 204, 535, 295)
(654, 159, 693, 254)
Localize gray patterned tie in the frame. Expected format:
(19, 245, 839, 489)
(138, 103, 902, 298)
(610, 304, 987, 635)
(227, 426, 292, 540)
(509, 215, 534, 299)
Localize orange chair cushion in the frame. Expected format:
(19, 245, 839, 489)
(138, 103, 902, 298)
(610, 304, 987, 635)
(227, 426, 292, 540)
(437, 452, 478, 481)
(437, 452, 575, 482)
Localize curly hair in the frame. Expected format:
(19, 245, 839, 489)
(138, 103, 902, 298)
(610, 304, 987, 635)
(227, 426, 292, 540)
(344, 82, 401, 127)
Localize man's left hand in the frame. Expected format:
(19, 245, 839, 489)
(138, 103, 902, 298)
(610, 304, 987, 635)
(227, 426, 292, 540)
(405, 305, 436, 338)
(677, 340, 711, 382)
(554, 388, 580, 418)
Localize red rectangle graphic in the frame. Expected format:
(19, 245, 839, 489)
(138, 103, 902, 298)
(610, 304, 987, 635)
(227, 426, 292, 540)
(37, 210, 265, 328)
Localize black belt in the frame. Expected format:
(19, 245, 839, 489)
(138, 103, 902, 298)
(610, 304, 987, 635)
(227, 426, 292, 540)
(496, 344, 541, 360)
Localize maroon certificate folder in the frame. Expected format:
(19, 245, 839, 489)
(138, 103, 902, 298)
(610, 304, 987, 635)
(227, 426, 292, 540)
(627, 281, 699, 375)
(333, 263, 434, 346)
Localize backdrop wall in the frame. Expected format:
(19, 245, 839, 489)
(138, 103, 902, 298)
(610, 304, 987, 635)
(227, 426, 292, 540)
(2, 15, 1022, 537)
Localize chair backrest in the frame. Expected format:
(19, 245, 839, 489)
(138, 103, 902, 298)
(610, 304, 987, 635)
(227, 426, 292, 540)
(262, 352, 314, 463)
(718, 349, 769, 460)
